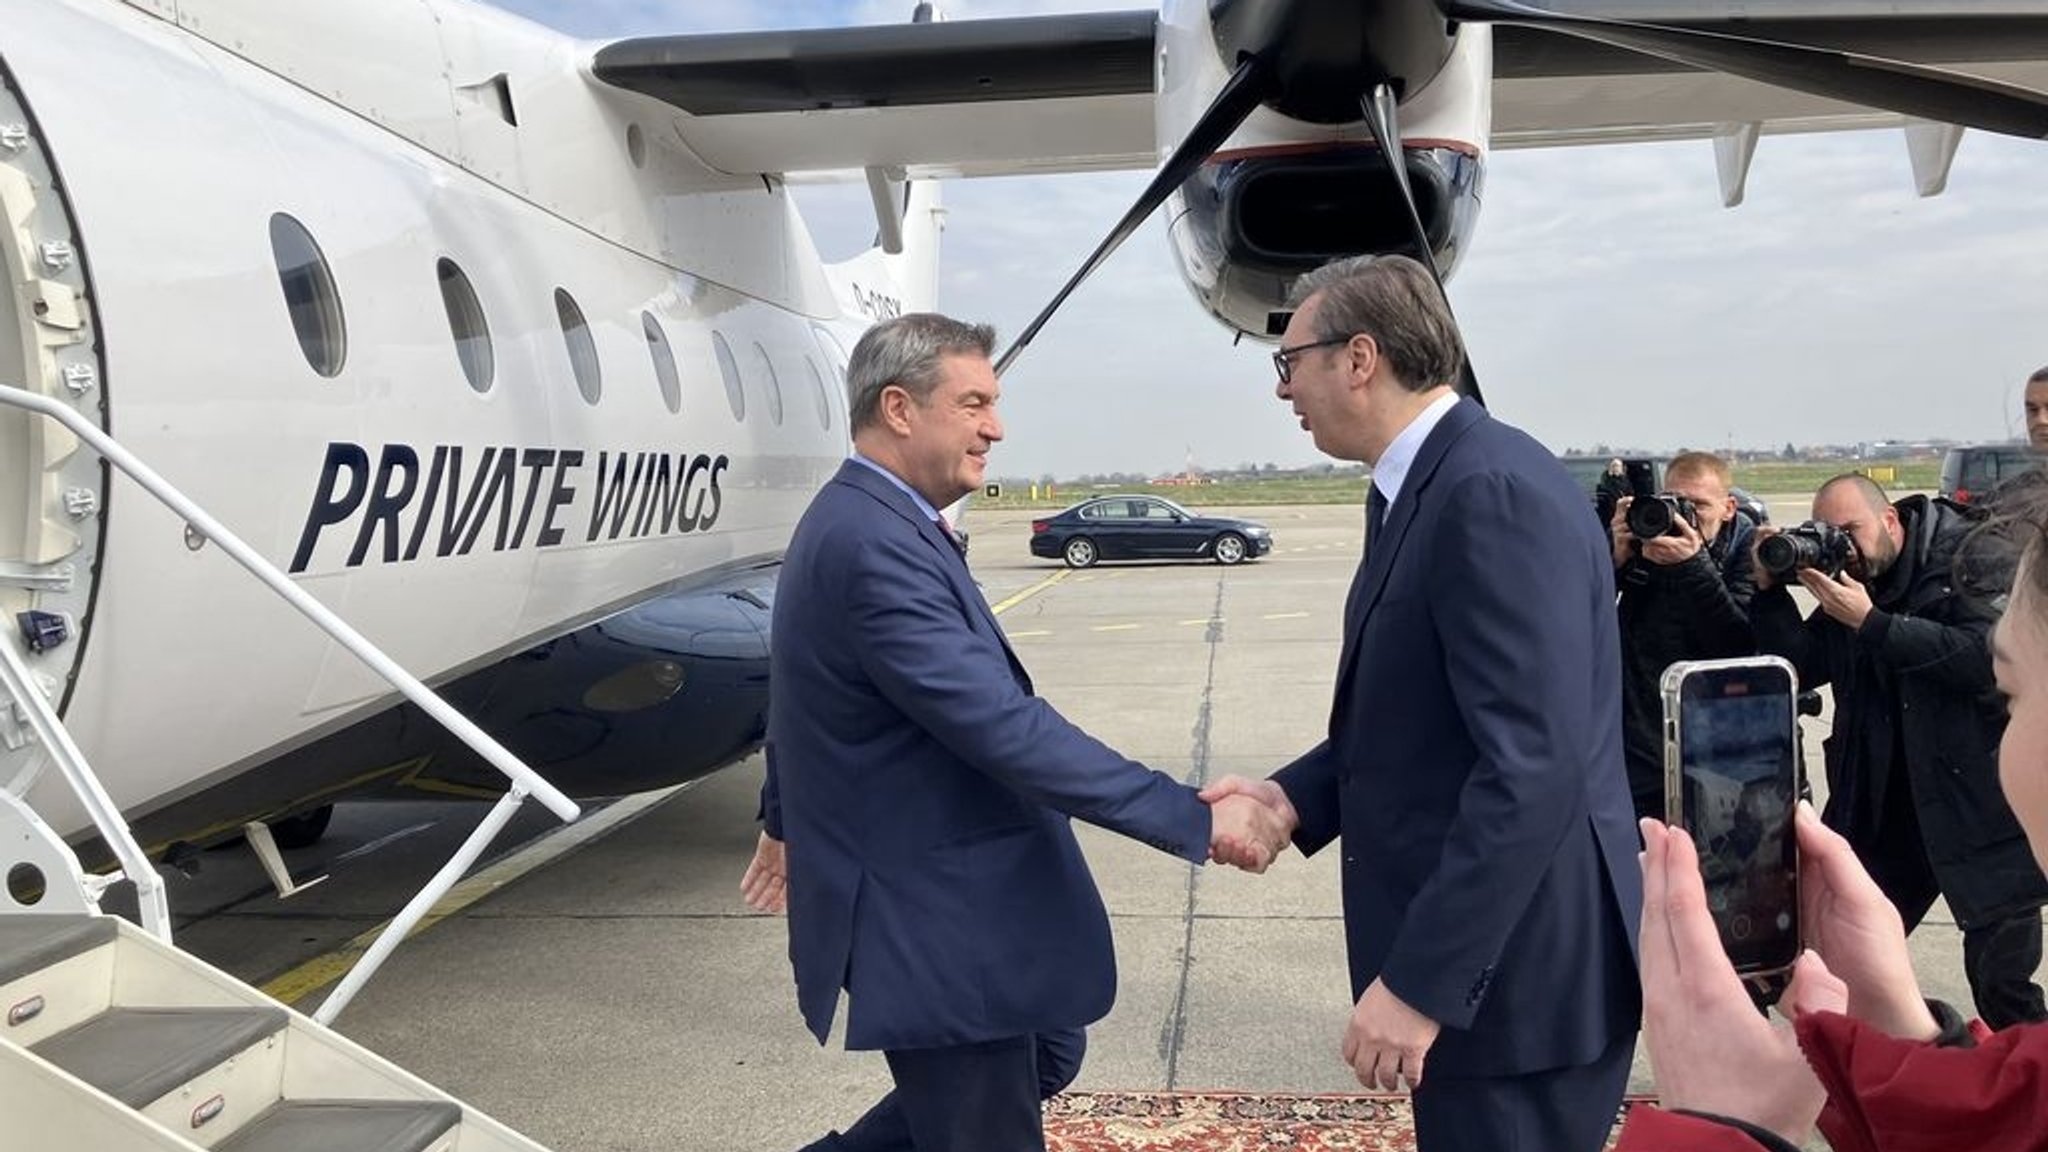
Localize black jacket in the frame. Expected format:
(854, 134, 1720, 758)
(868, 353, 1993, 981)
(1750, 495, 2048, 926)
(1616, 512, 1759, 818)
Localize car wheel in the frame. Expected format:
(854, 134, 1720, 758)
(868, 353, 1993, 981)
(1213, 532, 1248, 565)
(1063, 537, 1098, 568)
(268, 804, 335, 850)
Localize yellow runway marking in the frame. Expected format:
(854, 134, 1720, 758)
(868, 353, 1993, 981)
(990, 569, 1072, 614)
(1006, 629, 1053, 638)
(261, 783, 687, 1007)
(1262, 611, 1310, 620)
(1178, 618, 1213, 626)
(1091, 623, 1142, 632)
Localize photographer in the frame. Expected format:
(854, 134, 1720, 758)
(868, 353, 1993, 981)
(1611, 452, 1758, 823)
(1749, 473, 2048, 1029)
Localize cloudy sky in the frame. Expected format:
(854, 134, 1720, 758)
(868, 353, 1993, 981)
(488, 0, 2048, 479)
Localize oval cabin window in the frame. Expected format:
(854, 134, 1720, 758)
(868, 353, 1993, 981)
(643, 312, 682, 414)
(437, 259, 494, 393)
(555, 288, 602, 405)
(713, 331, 745, 421)
(268, 213, 346, 377)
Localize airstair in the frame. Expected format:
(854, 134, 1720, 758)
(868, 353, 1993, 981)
(0, 385, 573, 1150)
(0, 839, 551, 1151)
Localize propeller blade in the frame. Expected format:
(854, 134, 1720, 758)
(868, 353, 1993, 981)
(1357, 85, 1484, 406)
(1445, 0, 2048, 139)
(994, 58, 1272, 376)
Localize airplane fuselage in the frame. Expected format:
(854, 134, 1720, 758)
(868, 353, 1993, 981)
(1, 0, 889, 846)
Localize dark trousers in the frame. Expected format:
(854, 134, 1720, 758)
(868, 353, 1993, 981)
(1411, 1032, 1635, 1152)
(1889, 872, 2048, 1029)
(1866, 784, 2048, 1030)
(802, 1029, 1084, 1152)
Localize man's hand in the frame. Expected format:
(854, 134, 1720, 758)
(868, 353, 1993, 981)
(1798, 567, 1875, 629)
(1638, 818, 1834, 1145)
(1610, 497, 1635, 570)
(740, 830, 788, 914)
(1199, 775, 1299, 872)
(1795, 803, 1939, 1040)
(1638, 510, 1705, 567)
(1342, 979, 1441, 1091)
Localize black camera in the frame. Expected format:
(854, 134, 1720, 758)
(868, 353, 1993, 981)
(1757, 521, 1854, 579)
(1626, 493, 1699, 540)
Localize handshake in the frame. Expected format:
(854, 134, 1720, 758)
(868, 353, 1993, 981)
(1201, 775, 1300, 873)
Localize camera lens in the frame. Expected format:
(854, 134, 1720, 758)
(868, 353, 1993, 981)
(1758, 532, 1811, 577)
(1626, 498, 1674, 540)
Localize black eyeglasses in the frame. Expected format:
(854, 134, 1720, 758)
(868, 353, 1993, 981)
(1271, 336, 1351, 385)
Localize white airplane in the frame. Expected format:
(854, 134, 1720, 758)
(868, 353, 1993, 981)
(4, 0, 2048, 887)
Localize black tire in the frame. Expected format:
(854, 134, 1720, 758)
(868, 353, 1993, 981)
(269, 804, 335, 850)
(1063, 537, 1098, 568)
(1213, 532, 1249, 565)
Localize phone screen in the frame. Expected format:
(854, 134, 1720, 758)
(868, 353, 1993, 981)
(1670, 662, 1800, 974)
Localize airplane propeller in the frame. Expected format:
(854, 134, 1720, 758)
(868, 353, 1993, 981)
(993, 0, 2048, 396)
(1356, 82, 1484, 405)
(992, 58, 1273, 377)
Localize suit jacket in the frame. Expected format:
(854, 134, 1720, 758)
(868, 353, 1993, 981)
(1274, 398, 1643, 1078)
(763, 459, 1211, 1051)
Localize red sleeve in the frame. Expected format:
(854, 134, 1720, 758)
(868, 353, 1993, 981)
(1799, 1013, 2048, 1152)
(1613, 1106, 1773, 1151)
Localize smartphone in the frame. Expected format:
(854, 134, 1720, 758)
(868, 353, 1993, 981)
(1661, 656, 1802, 976)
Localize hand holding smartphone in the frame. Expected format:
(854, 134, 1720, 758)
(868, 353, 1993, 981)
(1661, 657, 1804, 977)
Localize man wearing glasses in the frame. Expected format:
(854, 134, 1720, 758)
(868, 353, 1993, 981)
(1205, 255, 1642, 1152)
(1610, 451, 1759, 823)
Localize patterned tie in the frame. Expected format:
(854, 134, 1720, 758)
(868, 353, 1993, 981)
(936, 514, 968, 557)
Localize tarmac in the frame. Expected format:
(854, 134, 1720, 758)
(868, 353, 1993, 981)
(172, 502, 2022, 1152)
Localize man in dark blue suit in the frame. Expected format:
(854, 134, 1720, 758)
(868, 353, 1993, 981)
(745, 313, 1284, 1152)
(1208, 256, 1643, 1151)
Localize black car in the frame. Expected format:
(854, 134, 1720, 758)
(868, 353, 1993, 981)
(1730, 485, 1771, 525)
(1029, 495, 1273, 568)
(1940, 444, 2042, 505)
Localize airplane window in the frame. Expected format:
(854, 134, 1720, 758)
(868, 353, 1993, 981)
(643, 312, 681, 414)
(268, 213, 345, 378)
(712, 331, 744, 421)
(554, 288, 601, 405)
(752, 342, 785, 426)
(437, 258, 494, 393)
(804, 357, 833, 430)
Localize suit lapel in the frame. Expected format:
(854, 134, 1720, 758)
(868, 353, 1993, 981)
(1331, 399, 1487, 710)
(834, 462, 1030, 682)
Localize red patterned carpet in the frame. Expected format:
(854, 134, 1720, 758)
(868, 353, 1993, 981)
(1045, 1090, 1649, 1151)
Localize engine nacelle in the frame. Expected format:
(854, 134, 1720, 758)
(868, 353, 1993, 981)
(1165, 144, 1483, 339)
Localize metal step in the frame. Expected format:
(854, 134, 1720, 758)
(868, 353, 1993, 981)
(31, 1005, 288, 1108)
(214, 1100, 463, 1152)
(0, 914, 115, 986)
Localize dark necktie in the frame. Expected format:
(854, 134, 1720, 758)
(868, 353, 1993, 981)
(1364, 484, 1388, 564)
(936, 514, 967, 557)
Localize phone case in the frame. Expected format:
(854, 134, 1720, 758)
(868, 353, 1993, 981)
(1659, 655, 1803, 976)
(1660, 655, 1800, 827)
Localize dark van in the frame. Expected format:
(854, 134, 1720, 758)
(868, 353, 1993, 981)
(1939, 444, 2042, 505)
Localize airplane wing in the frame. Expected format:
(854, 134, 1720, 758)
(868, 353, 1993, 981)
(591, 4, 2048, 178)
(591, 13, 1160, 179)
(1491, 5, 2048, 148)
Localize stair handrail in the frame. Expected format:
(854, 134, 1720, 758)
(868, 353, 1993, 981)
(0, 625, 169, 937)
(0, 383, 582, 989)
